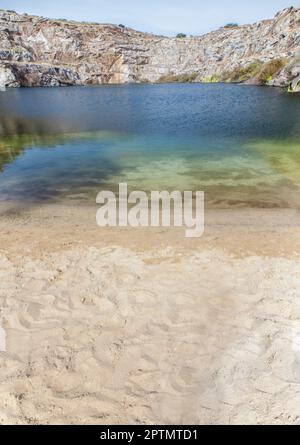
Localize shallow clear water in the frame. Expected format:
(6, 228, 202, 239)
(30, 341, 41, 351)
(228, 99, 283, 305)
(0, 83, 299, 208)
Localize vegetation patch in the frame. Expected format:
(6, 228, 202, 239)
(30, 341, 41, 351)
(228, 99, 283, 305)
(256, 59, 288, 84)
(224, 23, 239, 28)
(221, 61, 263, 83)
(202, 75, 220, 83)
(157, 72, 198, 83)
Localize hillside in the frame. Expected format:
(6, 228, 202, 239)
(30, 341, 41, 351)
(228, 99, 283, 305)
(0, 7, 299, 90)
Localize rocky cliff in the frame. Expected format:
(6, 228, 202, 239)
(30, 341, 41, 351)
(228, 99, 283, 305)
(0, 7, 299, 90)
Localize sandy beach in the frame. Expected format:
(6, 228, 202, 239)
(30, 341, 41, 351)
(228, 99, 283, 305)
(1, 201, 300, 425)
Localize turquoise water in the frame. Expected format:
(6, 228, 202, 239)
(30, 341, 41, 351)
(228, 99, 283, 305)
(0, 84, 299, 208)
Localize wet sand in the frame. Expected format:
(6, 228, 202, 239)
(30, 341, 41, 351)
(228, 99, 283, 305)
(0, 201, 300, 424)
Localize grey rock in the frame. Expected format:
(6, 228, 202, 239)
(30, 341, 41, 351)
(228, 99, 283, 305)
(291, 74, 300, 92)
(0, 7, 299, 88)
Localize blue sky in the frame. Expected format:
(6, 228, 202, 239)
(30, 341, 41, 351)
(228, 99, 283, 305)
(1, 0, 297, 35)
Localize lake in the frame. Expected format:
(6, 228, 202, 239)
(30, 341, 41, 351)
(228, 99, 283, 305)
(0, 83, 299, 208)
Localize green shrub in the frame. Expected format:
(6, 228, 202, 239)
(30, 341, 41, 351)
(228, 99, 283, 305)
(256, 59, 287, 84)
(221, 61, 262, 82)
(119, 24, 125, 28)
(202, 75, 220, 83)
(224, 23, 239, 28)
(158, 72, 198, 83)
(176, 33, 187, 38)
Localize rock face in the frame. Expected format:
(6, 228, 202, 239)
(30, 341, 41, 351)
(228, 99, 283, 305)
(0, 7, 299, 88)
(270, 57, 300, 91)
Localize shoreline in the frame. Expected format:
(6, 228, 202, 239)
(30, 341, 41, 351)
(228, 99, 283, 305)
(0, 80, 297, 92)
(1, 201, 300, 257)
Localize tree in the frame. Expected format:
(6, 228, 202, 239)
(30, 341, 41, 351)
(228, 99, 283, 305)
(176, 33, 187, 38)
(224, 23, 239, 28)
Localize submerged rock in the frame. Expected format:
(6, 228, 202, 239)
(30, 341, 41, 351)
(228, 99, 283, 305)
(0, 7, 299, 88)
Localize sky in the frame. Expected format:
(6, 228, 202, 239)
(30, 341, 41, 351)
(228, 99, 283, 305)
(0, 0, 298, 36)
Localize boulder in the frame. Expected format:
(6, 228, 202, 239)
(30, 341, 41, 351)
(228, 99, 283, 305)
(0, 63, 19, 88)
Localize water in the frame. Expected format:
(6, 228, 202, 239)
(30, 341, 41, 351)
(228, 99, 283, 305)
(0, 83, 299, 208)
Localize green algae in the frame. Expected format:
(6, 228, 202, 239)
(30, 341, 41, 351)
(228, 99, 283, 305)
(0, 131, 127, 172)
(246, 140, 300, 186)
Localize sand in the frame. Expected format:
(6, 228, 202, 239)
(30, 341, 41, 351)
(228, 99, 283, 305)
(0, 201, 300, 425)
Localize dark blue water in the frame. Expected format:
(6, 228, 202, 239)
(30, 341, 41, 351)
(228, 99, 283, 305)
(0, 84, 299, 207)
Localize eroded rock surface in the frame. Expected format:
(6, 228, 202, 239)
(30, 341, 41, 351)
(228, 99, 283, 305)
(271, 58, 300, 91)
(0, 7, 299, 88)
